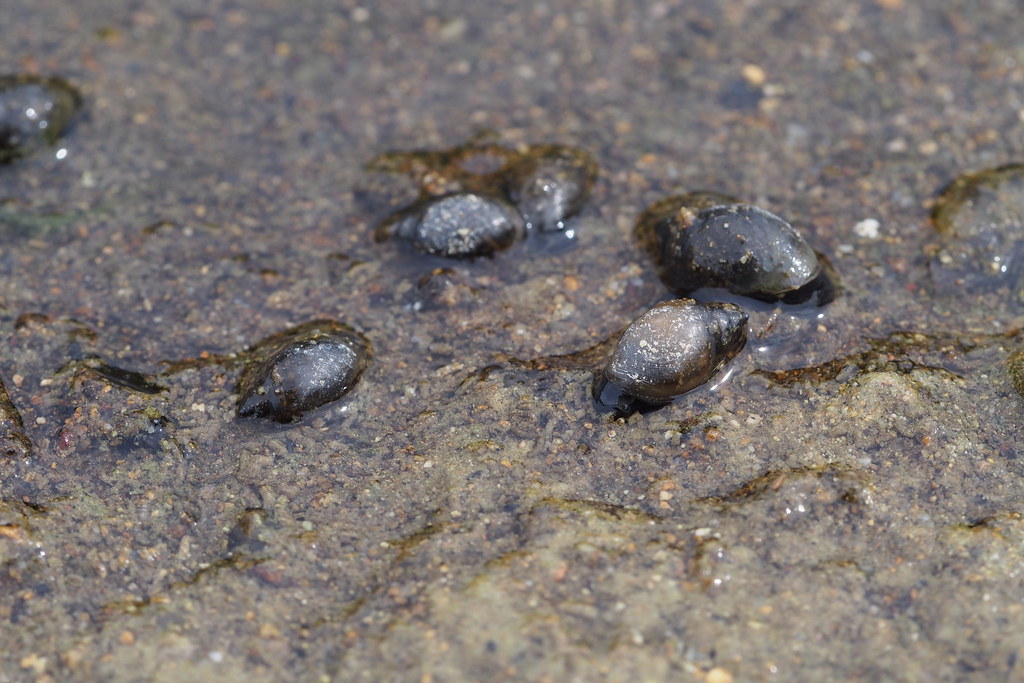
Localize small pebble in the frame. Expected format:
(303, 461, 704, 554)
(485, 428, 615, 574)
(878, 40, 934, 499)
(853, 218, 880, 239)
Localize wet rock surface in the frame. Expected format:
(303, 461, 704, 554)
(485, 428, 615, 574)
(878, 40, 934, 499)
(2, 1, 1024, 681)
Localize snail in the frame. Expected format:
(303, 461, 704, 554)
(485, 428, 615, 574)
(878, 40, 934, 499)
(636, 192, 829, 303)
(371, 141, 598, 257)
(375, 192, 526, 259)
(592, 299, 748, 415)
(0, 74, 81, 164)
(504, 144, 597, 232)
(928, 164, 1024, 297)
(236, 320, 371, 423)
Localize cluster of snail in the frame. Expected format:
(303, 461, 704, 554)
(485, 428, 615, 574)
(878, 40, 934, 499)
(231, 142, 602, 422)
(370, 141, 836, 420)
(231, 145, 837, 422)
(2, 76, 833, 423)
(373, 142, 598, 257)
(595, 191, 833, 415)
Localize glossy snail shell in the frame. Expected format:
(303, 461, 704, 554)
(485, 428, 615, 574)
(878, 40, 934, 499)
(594, 299, 748, 412)
(377, 192, 526, 259)
(236, 320, 371, 423)
(637, 192, 822, 300)
(0, 74, 81, 164)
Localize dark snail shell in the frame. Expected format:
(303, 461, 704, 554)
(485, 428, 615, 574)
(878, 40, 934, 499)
(0, 74, 81, 164)
(504, 145, 597, 232)
(236, 320, 371, 423)
(593, 299, 748, 415)
(376, 192, 526, 259)
(637, 192, 822, 300)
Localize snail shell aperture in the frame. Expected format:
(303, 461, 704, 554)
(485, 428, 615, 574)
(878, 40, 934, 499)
(593, 299, 748, 414)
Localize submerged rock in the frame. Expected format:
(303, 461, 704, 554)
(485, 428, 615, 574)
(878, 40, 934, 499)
(236, 320, 371, 422)
(376, 192, 526, 259)
(637, 192, 825, 302)
(929, 164, 1024, 296)
(0, 74, 81, 163)
(593, 299, 748, 416)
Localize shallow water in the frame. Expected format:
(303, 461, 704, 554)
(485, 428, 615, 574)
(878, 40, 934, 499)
(3, 1, 1024, 680)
